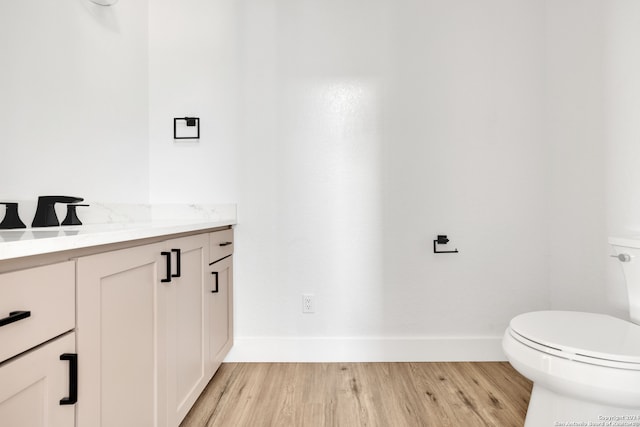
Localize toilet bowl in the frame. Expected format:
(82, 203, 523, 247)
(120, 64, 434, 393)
(504, 237, 640, 426)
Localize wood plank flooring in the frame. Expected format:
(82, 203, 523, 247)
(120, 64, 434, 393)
(180, 362, 532, 427)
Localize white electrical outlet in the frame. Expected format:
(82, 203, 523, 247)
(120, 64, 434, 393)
(303, 294, 315, 313)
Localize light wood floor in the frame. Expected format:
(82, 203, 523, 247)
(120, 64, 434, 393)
(180, 362, 532, 427)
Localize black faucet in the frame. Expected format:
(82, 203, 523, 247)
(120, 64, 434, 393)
(0, 203, 26, 229)
(32, 196, 84, 227)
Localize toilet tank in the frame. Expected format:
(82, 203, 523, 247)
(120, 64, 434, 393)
(610, 237, 640, 325)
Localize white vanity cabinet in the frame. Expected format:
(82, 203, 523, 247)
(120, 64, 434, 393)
(0, 223, 234, 427)
(0, 262, 77, 427)
(75, 228, 233, 427)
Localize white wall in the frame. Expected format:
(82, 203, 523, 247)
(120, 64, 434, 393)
(0, 0, 149, 203)
(148, 0, 240, 204)
(3, 0, 636, 362)
(544, 0, 640, 321)
(0, 0, 240, 205)
(545, 1, 608, 314)
(229, 0, 551, 361)
(543, 0, 640, 322)
(232, 0, 640, 362)
(604, 0, 640, 319)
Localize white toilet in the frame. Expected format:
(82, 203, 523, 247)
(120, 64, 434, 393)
(503, 237, 640, 426)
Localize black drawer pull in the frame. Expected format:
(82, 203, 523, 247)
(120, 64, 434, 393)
(211, 271, 219, 293)
(219, 242, 232, 247)
(171, 248, 181, 278)
(0, 310, 31, 327)
(161, 251, 172, 283)
(60, 353, 78, 405)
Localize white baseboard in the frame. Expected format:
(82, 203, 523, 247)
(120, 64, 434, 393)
(224, 336, 506, 363)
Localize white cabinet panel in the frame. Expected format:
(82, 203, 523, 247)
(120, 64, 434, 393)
(0, 332, 76, 427)
(0, 261, 75, 363)
(163, 234, 209, 426)
(77, 243, 163, 427)
(209, 254, 233, 374)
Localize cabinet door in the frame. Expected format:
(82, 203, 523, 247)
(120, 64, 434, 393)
(208, 255, 233, 375)
(0, 332, 76, 427)
(163, 234, 209, 426)
(77, 243, 166, 427)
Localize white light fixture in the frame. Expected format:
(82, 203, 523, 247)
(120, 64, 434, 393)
(89, 0, 119, 6)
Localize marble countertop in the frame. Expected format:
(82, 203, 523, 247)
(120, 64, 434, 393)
(0, 203, 236, 261)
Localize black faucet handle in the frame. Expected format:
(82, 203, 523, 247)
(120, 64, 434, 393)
(0, 203, 27, 229)
(32, 195, 85, 227)
(62, 204, 90, 226)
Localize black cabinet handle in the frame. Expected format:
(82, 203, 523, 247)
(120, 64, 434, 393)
(219, 242, 232, 247)
(171, 248, 181, 278)
(0, 310, 31, 327)
(59, 353, 78, 405)
(161, 251, 172, 283)
(211, 271, 219, 293)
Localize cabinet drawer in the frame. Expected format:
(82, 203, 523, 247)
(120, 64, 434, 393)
(209, 228, 234, 263)
(0, 261, 75, 363)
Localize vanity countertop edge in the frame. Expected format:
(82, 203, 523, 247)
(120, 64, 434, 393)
(0, 218, 236, 262)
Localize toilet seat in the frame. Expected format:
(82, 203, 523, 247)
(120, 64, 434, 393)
(509, 310, 640, 370)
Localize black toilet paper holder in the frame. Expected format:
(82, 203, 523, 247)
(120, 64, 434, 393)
(433, 235, 459, 254)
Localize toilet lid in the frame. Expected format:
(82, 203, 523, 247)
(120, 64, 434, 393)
(509, 311, 640, 366)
